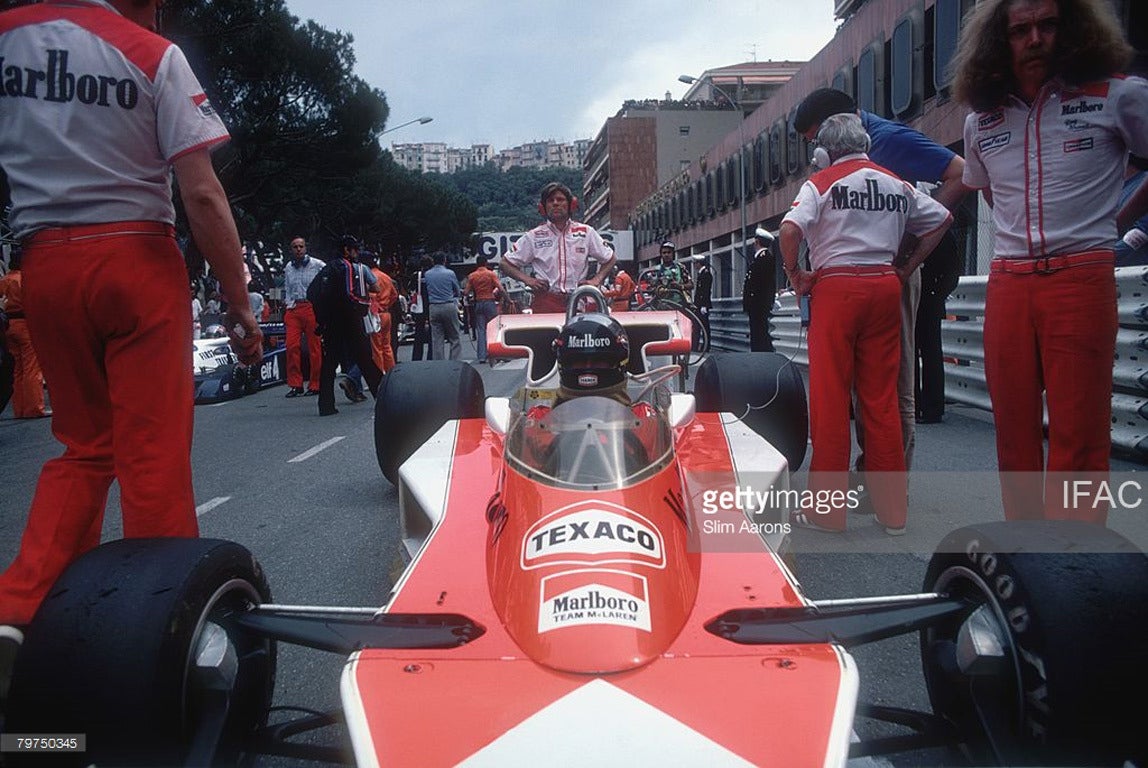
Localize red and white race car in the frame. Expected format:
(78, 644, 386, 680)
(6, 289, 1146, 767)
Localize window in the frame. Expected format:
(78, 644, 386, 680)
(856, 44, 884, 116)
(832, 64, 853, 98)
(768, 123, 783, 186)
(786, 109, 800, 176)
(933, 0, 961, 91)
(752, 134, 767, 192)
(705, 173, 715, 216)
(715, 163, 726, 210)
(728, 149, 741, 204)
(891, 16, 916, 116)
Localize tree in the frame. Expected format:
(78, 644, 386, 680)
(165, 0, 389, 242)
(437, 165, 585, 231)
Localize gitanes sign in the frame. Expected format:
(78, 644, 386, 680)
(474, 230, 633, 263)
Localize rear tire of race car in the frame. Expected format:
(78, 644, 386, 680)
(921, 521, 1148, 767)
(693, 351, 808, 471)
(6, 538, 276, 767)
(374, 360, 485, 485)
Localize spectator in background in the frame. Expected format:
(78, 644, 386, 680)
(780, 113, 952, 534)
(694, 255, 713, 335)
(191, 286, 203, 341)
(0, 0, 261, 643)
(914, 228, 962, 423)
(742, 228, 777, 352)
(363, 251, 396, 374)
(425, 252, 462, 361)
(794, 86, 971, 474)
(465, 255, 501, 364)
(952, 0, 1148, 523)
(0, 250, 48, 418)
(1115, 157, 1148, 267)
(316, 236, 382, 416)
(605, 262, 636, 313)
(500, 182, 615, 313)
(282, 236, 325, 397)
(410, 255, 433, 361)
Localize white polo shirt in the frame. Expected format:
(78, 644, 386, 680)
(963, 75, 1148, 260)
(0, 0, 230, 237)
(782, 154, 951, 271)
(503, 221, 611, 294)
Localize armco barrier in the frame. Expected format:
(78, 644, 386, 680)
(705, 268, 1148, 461)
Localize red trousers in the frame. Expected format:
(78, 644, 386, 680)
(371, 312, 395, 373)
(983, 260, 1116, 523)
(807, 274, 906, 530)
(285, 302, 322, 390)
(0, 222, 197, 625)
(4, 318, 46, 417)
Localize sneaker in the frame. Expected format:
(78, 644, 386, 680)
(884, 525, 907, 536)
(303, 389, 319, 397)
(0, 625, 25, 715)
(788, 511, 844, 533)
(285, 387, 304, 398)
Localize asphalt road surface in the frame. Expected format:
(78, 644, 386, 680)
(1, 334, 1143, 767)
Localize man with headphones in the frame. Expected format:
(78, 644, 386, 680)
(500, 182, 616, 314)
(794, 88, 970, 476)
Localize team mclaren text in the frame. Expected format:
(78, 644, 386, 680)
(830, 179, 909, 213)
(0, 50, 139, 108)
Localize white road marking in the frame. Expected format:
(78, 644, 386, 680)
(289, 436, 346, 463)
(196, 496, 231, 517)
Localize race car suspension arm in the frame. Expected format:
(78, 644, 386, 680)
(704, 593, 969, 647)
(230, 608, 485, 654)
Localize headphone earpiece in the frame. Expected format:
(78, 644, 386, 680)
(811, 146, 831, 170)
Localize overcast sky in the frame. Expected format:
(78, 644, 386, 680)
(282, 1, 839, 150)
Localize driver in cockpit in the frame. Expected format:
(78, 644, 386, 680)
(552, 312, 631, 405)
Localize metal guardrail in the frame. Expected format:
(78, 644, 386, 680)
(706, 267, 1148, 460)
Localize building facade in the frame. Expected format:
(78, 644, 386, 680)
(631, 0, 1146, 301)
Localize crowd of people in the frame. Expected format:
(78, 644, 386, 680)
(1, 0, 1147, 717)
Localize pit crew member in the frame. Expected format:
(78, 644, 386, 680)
(951, 0, 1148, 523)
(780, 114, 952, 534)
(500, 183, 616, 314)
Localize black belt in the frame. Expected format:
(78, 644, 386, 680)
(5, 311, 24, 319)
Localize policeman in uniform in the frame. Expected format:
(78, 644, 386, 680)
(743, 229, 777, 352)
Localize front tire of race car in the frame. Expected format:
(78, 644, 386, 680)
(6, 538, 276, 767)
(921, 521, 1148, 767)
(374, 360, 485, 485)
(693, 351, 808, 471)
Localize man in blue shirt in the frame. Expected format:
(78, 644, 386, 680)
(794, 88, 971, 474)
(424, 252, 462, 361)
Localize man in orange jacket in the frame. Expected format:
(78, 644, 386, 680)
(0, 250, 48, 418)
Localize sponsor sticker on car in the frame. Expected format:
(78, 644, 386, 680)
(537, 569, 651, 634)
(521, 501, 665, 569)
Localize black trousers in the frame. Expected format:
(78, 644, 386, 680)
(411, 313, 431, 361)
(915, 295, 946, 419)
(318, 314, 383, 414)
(747, 309, 774, 352)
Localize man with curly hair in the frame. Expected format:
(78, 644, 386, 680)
(951, 0, 1148, 523)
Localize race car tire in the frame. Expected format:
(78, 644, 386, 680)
(6, 538, 276, 767)
(236, 363, 260, 396)
(375, 360, 485, 485)
(921, 521, 1148, 767)
(693, 351, 808, 471)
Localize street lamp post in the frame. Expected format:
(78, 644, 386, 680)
(679, 75, 748, 262)
(379, 115, 434, 136)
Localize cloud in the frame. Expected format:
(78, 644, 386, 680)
(283, 0, 837, 149)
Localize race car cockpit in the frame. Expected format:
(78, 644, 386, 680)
(505, 394, 673, 489)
